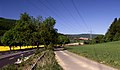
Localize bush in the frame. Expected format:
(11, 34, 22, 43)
(1, 64, 17, 70)
(84, 40, 91, 44)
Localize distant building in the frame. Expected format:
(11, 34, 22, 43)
(78, 37, 89, 40)
(74, 37, 91, 41)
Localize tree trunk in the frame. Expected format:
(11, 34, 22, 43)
(37, 42, 39, 49)
(20, 46, 21, 49)
(13, 46, 14, 50)
(9, 46, 11, 51)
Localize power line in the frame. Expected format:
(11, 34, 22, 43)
(59, 0, 76, 22)
(27, 0, 66, 31)
(58, 0, 83, 32)
(37, 0, 62, 18)
(27, 0, 49, 16)
(27, 0, 86, 34)
(37, 0, 78, 32)
(27, 1, 67, 32)
(44, 0, 80, 32)
(71, 0, 89, 30)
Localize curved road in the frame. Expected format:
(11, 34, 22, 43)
(55, 50, 117, 70)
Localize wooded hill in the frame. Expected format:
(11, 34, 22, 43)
(104, 18, 120, 42)
(0, 17, 16, 36)
(65, 34, 101, 39)
(0, 17, 16, 45)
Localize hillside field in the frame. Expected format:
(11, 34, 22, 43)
(66, 41, 120, 69)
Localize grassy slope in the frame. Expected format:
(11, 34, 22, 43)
(66, 41, 120, 69)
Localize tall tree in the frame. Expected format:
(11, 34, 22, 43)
(104, 18, 118, 42)
(1, 13, 36, 49)
(57, 35, 70, 46)
(93, 35, 104, 43)
(1, 29, 15, 50)
(32, 16, 43, 48)
(40, 17, 58, 49)
(104, 18, 120, 42)
(1, 13, 58, 50)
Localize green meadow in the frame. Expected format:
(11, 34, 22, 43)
(66, 41, 120, 69)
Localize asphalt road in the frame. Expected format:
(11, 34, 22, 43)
(0, 50, 35, 68)
(55, 50, 117, 70)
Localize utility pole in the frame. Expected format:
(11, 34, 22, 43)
(89, 30, 92, 44)
(89, 30, 92, 40)
(90, 30, 92, 40)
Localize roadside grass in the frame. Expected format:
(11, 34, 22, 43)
(0, 45, 44, 51)
(65, 41, 120, 69)
(36, 50, 63, 70)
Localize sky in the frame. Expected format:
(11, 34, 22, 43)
(0, 0, 120, 34)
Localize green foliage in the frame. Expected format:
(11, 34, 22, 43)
(0, 17, 16, 36)
(84, 40, 91, 44)
(40, 17, 58, 48)
(104, 18, 120, 42)
(1, 29, 16, 50)
(1, 13, 36, 49)
(113, 32, 120, 41)
(57, 35, 70, 46)
(1, 29, 13, 46)
(1, 13, 58, 50)
(36, 50, 63, 70)
(34, 49, 42, 55)
(93, 35, 104, 43)
(1, 64, 17, 70)
(66, 41, 120, 69)
(0, 17, 16, 45)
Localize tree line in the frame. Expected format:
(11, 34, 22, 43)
(104, 18, 120, 41)
(0, 17, 16, 45)
(0, 17, 16, 36)
(1, 13, 70, 50)
(93, 18, 120, 43)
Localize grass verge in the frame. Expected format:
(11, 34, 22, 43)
(65, 41, 120, 69)
(35, 50, 63, 70)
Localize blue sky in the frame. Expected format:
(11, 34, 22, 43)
(0, 0, 120, 34)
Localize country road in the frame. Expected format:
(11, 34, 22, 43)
(0, 50, 35, 68)
(55, 50, 117, 70)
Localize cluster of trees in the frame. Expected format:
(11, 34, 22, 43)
(58, 34, 70, 46)
(104, 18, 120, 42)
(1, 13, 70, 50)
(93, 18, 120, 43)
(92, 35, 104, 43)
(0, 17, 16, 45)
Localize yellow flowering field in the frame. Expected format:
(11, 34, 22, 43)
(0, 45, 44, 52)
